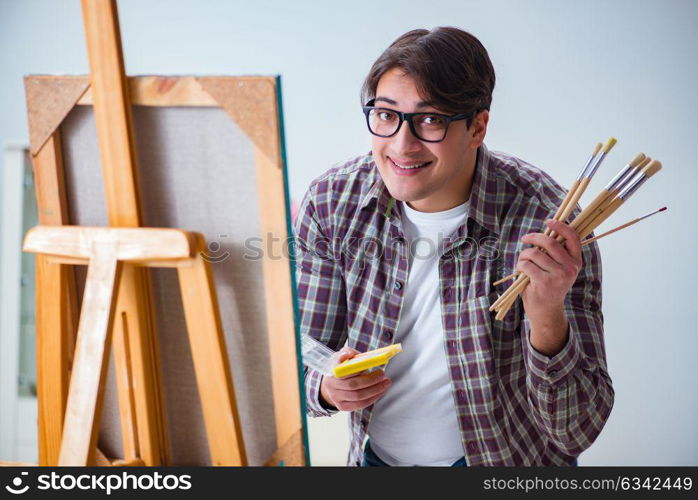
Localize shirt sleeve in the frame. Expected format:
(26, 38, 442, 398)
(521, 236, 615, 456)
(292, 186, 347, 418)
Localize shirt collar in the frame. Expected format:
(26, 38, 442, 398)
(360, 143, 501, 236)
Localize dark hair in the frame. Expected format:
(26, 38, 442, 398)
(361, 27, 496, 127)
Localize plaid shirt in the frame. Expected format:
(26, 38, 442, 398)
(293, 143, 614, 466)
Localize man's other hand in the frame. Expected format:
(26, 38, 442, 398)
(319, 347, 392, 411)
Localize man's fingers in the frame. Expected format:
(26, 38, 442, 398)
(516, 259, 546, 283)
(336, 346, 360, 363)
(336, 369, 386, 390)
(519, 247, 558, 273)
(330, 368, 391, 411)
(337, 351, 357, 363)
(334, 378, 391, 402)
(520, 233, 568, 266)
(338, 391, 389, 411)
(546, 219, 582, 265)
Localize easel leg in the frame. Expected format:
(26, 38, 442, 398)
(177, 242, 247, 466)
(58, 244, 122, 466)
(116, 266, 170, 465)
(32, 131, 80, 466)
(35, 258, 77, 466)
(112, 310, 139, 461)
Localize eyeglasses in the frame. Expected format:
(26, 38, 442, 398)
(362, 99, 474, 143)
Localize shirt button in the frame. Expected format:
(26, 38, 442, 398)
(549, 370, 558, 377)
(383, 330, 393, 341)
(394, 281, 402, 290)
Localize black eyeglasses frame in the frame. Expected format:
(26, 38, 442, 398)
(361, 98, 475, 143)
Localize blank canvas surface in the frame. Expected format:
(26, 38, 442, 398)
(61, 105, 277, 465)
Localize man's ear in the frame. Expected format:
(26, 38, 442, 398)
(468, 110, 489, 149)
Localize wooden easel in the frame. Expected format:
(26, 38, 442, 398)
(12, 0, 250, 466)
(8, 0, 305, 467)
(23, 226, 246, 466)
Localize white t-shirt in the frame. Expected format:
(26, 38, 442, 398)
(366, 198, 469, 466)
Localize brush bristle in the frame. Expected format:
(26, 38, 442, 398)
(629, 153, 646, 167)
(592, 142, 602, 156)
(659, 206, 667, 212)
(643, 159, 662, 177)
(603, 137, 617, 153)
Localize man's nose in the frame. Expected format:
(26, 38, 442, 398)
(391, 119, 422, 153)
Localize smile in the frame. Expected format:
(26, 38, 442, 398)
(388, 156, 432, 172)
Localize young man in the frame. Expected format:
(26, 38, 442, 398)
(293, 27, 614, 466)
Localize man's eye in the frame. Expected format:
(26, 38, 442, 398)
(420, 115, 445, 127)
(377, 111, 396, 121)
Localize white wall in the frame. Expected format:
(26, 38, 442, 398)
(1, 0, 696, 465)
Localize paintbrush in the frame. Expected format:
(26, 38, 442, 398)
(493, 206, 667, 286)
(490, 149, 663, 320)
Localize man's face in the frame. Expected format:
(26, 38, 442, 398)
(370, 67, 488, 212)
